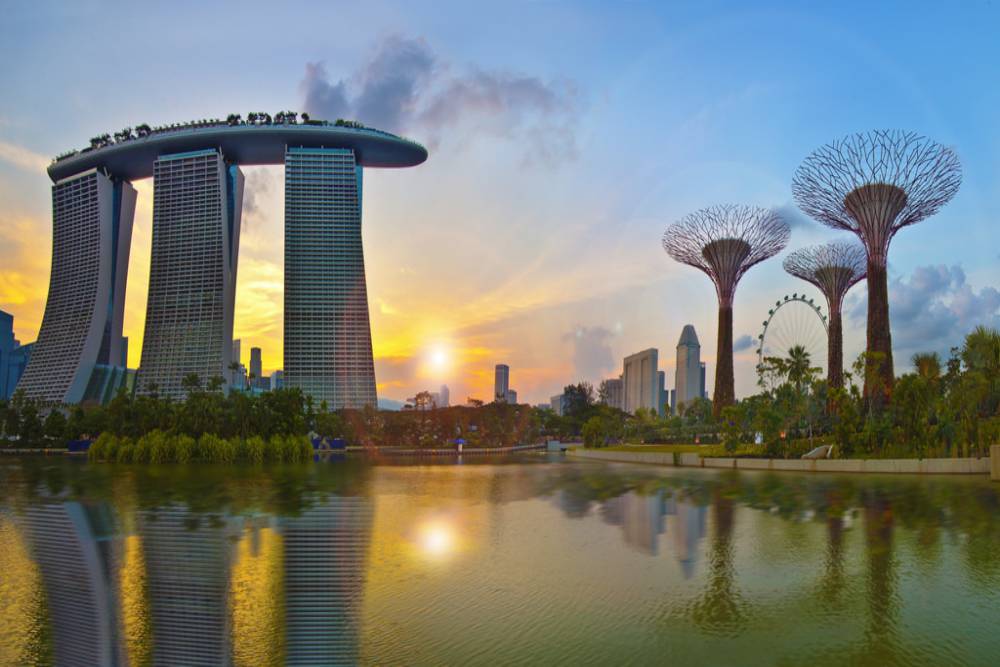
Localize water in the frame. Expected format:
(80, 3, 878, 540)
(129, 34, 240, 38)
(2, 455, 999, 666)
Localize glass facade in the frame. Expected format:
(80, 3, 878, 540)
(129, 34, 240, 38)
(284, 147, 376, 409)
(139, 150, 243, 399)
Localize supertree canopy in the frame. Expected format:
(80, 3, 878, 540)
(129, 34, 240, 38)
(663, 205, 790, 415)
(783, 241, 867, 390)
(792, 130, 961, 403)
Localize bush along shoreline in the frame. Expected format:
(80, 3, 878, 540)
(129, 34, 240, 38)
(87, 431, 313, 464)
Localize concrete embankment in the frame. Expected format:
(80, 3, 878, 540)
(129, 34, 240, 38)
(568, 448, 994, 476)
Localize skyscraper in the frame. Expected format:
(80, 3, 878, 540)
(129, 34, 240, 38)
(32, 120, 425, 405)
(0, 309, 13, 400)
(494, 364, 510, 402)
(675, 325, 702, 410)
(284, 147, 376, 409)
(700, 361, 707, 398)
(250, 347, 262, 388)
(657, 370, 667, 417)
(439, 384, 450, 408)
(17, 169, 136, 403)
(139, 150, 242, 398)
(623, 348, 659, 414)
(599, 376, 624, 411)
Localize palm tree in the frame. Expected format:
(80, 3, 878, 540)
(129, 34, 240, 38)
(911, 352, 942, 381)
(962, 326, 1000, 376)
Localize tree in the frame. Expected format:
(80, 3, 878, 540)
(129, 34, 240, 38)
(912, 352, 942, 381)
(43, 410, 67, 443)
(181, 373, 202, 395)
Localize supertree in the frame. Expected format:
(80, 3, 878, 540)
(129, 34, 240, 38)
(783, 241, 867, 390)
(663, 205, 790, 416)
(792, 130, 961, 403)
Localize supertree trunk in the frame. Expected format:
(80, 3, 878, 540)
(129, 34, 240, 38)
(714, 302, 735, 416)
(828, 307, 844, 390)
(865, 260, 893, 404)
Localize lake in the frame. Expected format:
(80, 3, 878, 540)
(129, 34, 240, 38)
(2, 455, 999, 666)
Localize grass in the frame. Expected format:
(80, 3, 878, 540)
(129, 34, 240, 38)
(88, 431, 314, 464)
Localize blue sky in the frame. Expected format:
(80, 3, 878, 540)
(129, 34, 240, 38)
(1, 1, 998, 404)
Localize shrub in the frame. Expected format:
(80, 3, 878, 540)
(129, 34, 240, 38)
(244, 436, 265, 464)
(175, 434, 195, 463)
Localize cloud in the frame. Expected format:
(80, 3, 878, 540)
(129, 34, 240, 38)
(845, 264, 1000, 362)
(773, 203, 815, 231)
(562, 326, 615, 382)
(241, 169, 272, 221)
(300, 35, 581, 166)
(733, 334, 755, 352)
(0, 141, 48, 174)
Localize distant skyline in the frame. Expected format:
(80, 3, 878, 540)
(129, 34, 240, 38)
(2, 1, 998, 405)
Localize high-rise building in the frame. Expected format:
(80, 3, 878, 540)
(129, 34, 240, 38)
(675, 325, 702, 410)
(250, 347, 262, 387)
(0, 309, 14, 400)
(505, 389, 518, 404)
(120, 336, 128, 368)
(599, 376, 624, 411)
(17, 169, 136, 403)
(139, 150, 242, 399)
(623, 348, 659, 414)
(700, 362, 707, 398)
(439, 384, 450, 408)
(494, 364, 510, 402)
(284, 147, 376, 409)
(34, 121, 424, 405)
(5, 343, 32, 398)
(270, 370, 284, 391)
(550, 393, 566, 416)
(657, 370, 667, 417)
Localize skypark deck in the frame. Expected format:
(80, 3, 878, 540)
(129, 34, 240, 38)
(47, 123, 428, 182)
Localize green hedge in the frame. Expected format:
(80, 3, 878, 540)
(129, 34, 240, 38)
(88, 430, 312, 464)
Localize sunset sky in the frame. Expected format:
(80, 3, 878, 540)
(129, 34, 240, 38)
(2, 1, 999, 406)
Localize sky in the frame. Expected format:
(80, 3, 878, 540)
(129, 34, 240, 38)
(1, 1, 999, 406)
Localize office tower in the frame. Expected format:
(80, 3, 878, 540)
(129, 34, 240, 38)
(657, 370, 667, 417)
(284, 147, 376, 409)
(505, 389, 518, 404)
(120, 336, 128, 368)
(17, 169, 136, 403)
(0, 310, 13, 400)
(599, 377, 623, 411)
(700, 362, 707, 398)
(250, 347, 262, 387)
(139, 150, 243, 399)
(439, 384, 450, 408)
(675, 325, 702, 410)
(494, 364, 510, 402)
(623, 348, 659, 414)
(270, 370, 284, 391)
(669, 389, 676, 414)
(550, 393, 565, 416)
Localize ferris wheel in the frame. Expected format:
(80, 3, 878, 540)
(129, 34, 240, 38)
(756, 293, 828, 377)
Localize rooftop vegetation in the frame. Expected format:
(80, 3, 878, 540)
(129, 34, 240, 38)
(51, 111, 423, 163)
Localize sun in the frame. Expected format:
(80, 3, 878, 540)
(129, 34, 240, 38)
(425, 342, 451, 375)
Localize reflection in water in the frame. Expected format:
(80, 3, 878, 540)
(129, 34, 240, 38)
(21, 501, 127, 667)
(281, 496, 372, 666)
(2, 458, 1000, 665)
(687, 491, 747, 637)
(140, 506, 239, 666)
